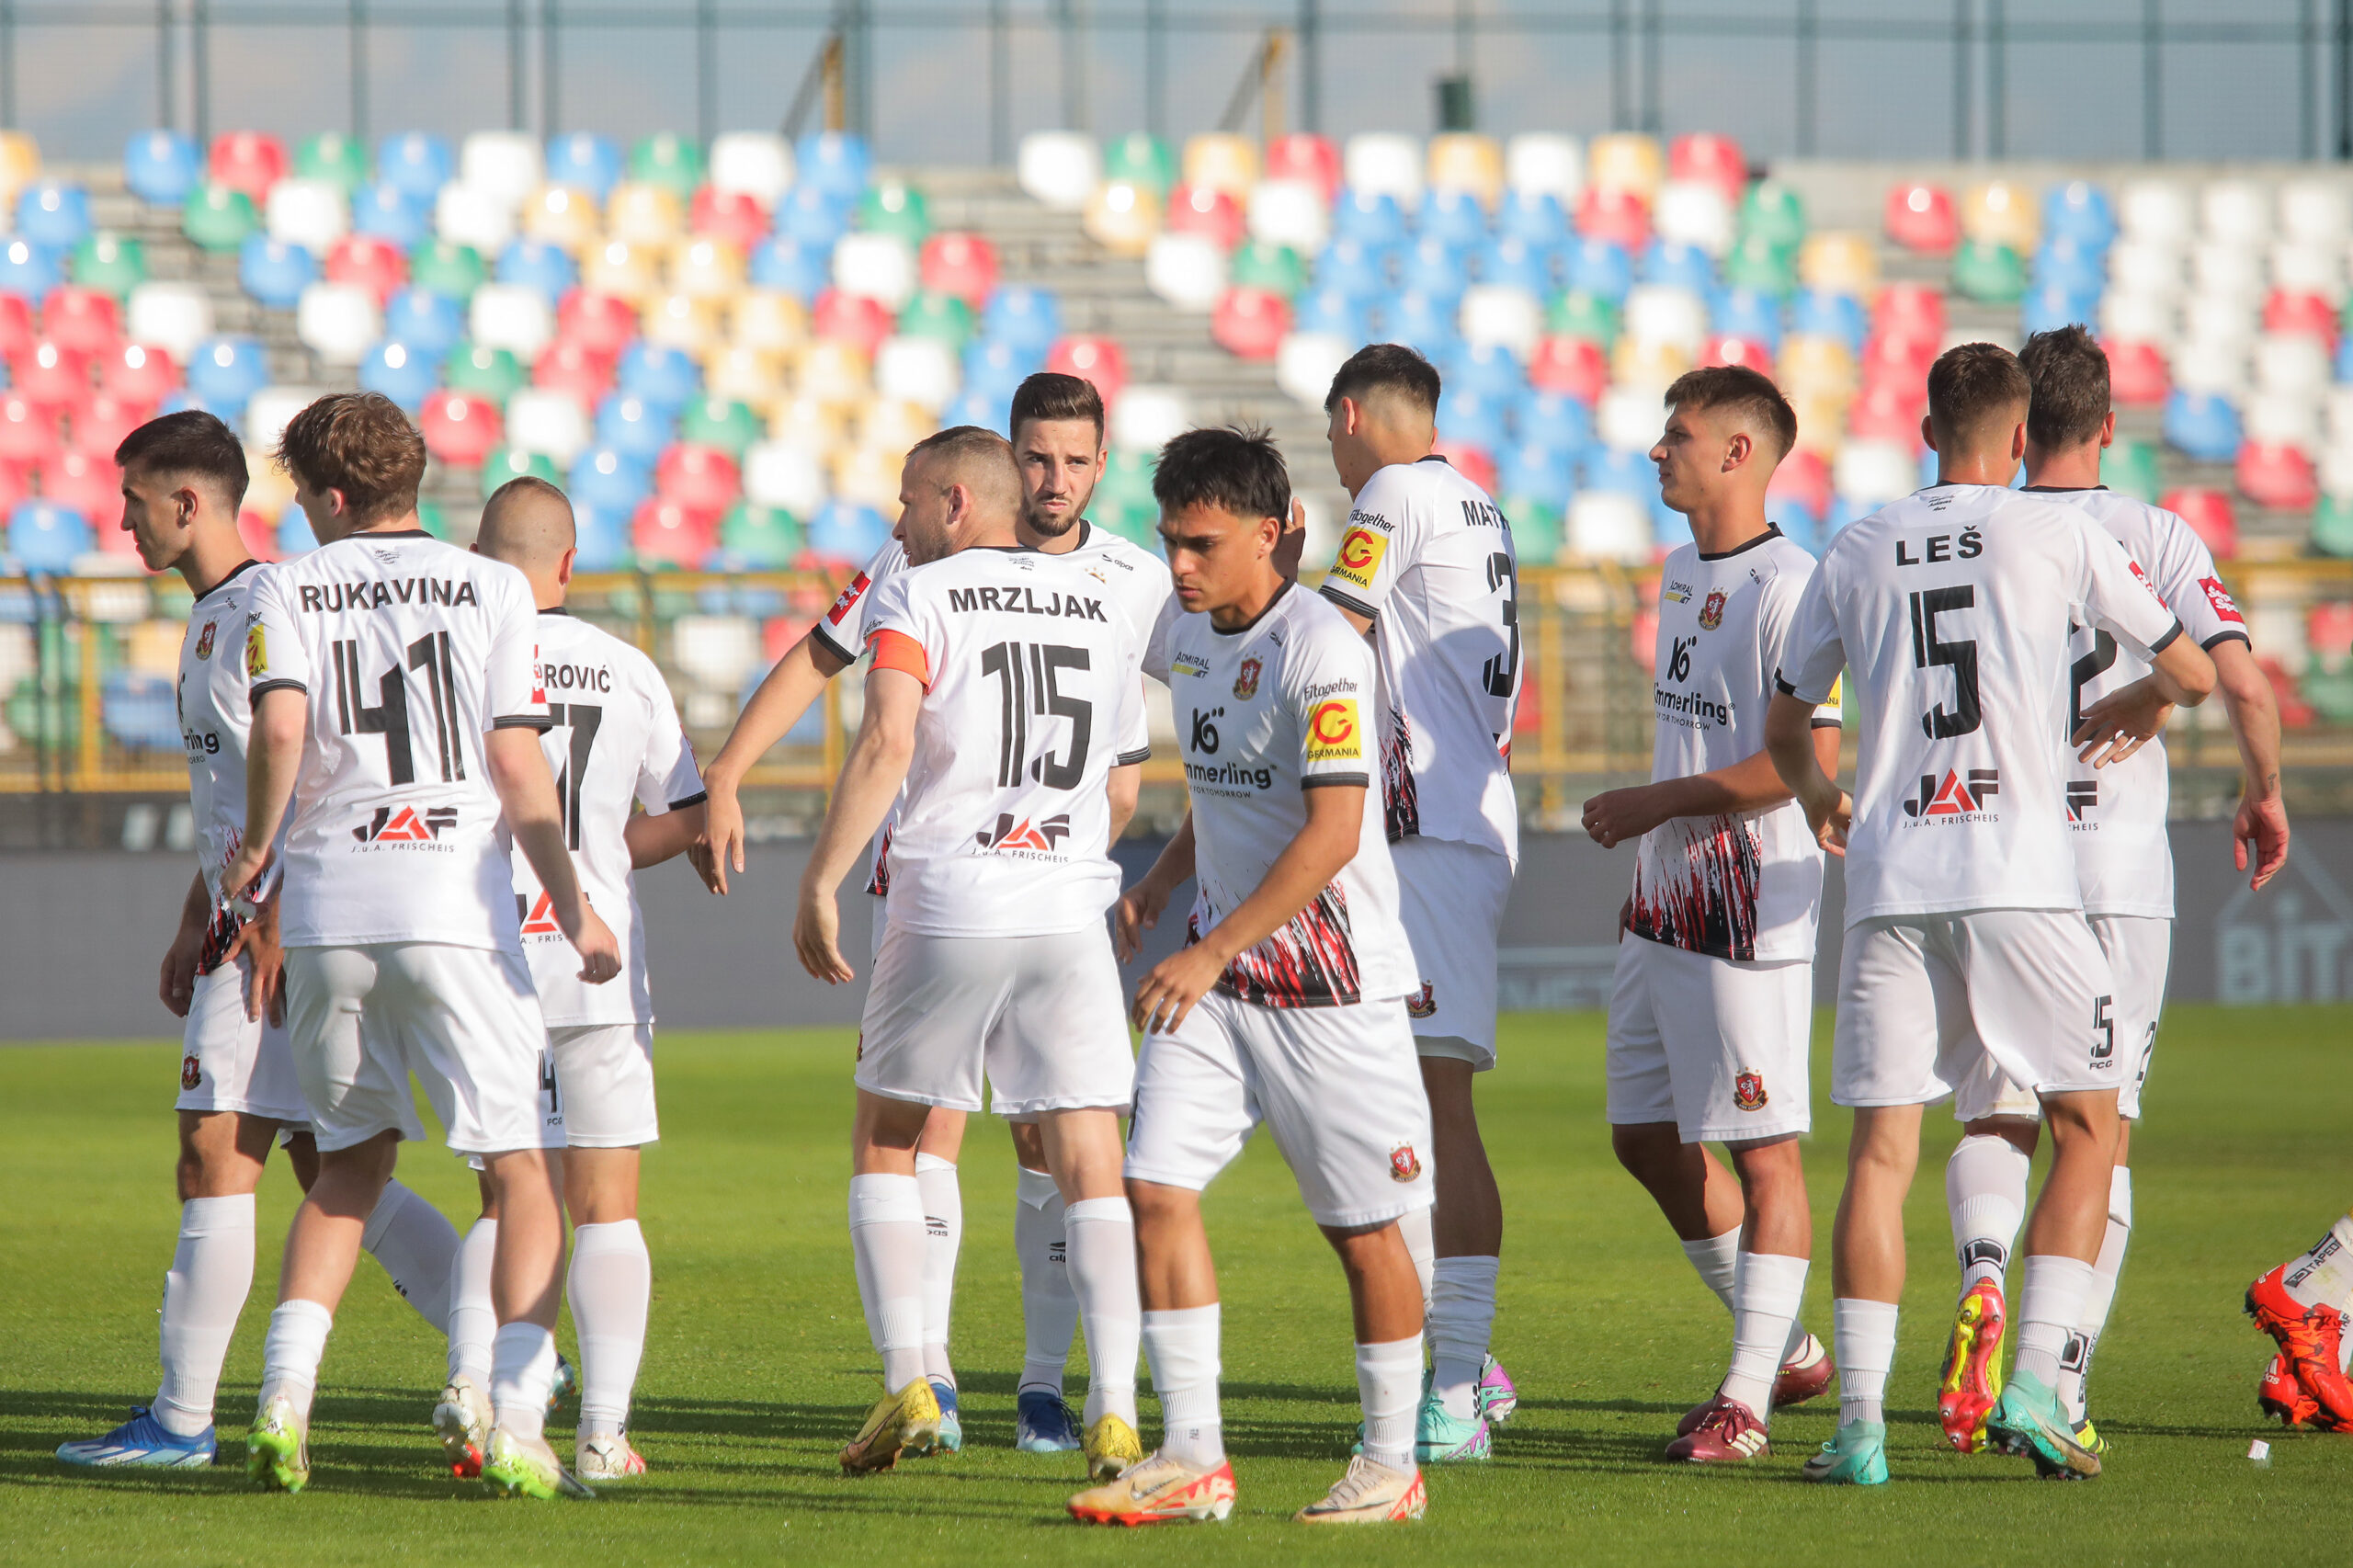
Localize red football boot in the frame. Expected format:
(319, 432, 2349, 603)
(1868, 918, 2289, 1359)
(2247, 1264, 2353, 1431)
(2258, 1352, 2319, 1427)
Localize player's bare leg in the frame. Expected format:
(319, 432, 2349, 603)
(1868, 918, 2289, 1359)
(1036, 1107, 1142, 1479)
(1419, 1059, 1514, 1437)
(1939, 1115, 2036, 1449)
(913, 1106, 966, 1447)
(565, 1146, 650, 1479)
(841, 1090, 948, 1472)
(1009, 1117, 1084, 1450)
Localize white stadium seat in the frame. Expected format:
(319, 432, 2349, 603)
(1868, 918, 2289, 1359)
(126, 281, 214, 364)
(1459, 283, 1543, 358)
(1144, 232, 1227, 312)
(2272, 240, 2346, 302)
(2170, 335, 2248, 397)
(2279, 178, 2353, 246)
(1563, 492, 1650, 562)
(504, 390, 592, 465)
(1505, 132, 1584, 203)
(1017, 131, 1101, 212)
(2321, 441, 2353, 501)
(742, 439, 830, 514)
(245, 385, 328, 449)
(1835, 440, 1921, 509)
(295, 281, 381, 366)
(2191, 240, 2266, 301)
(1597, 386, 1665, 452)
(671, 615, 763, 692)
(2254, 332, 2331, 396)
(1652, 180, 1733, 257)
(1344, 133, 1424, 208)
(436, 181, 517, 254)
(1110, 383, 1192, 454)
(1247, 178, 1330, 254)
(460, 131, 544, 211)
(2107, 237, 2183, 298)
(710, 132, 794, 205)
(469, 282, 555, 359)
(2201, 180, 2271, 247)
(2244, 391, 2320, 450)
(873, 335, 959, 411)
(832, 232, 917, 312)
(2181, 291, 2256, 348)
(2100, 290, 2175, 347)
(265, 177, 348, 254)
(2325, 383, 2353, 440)
(2118, 179, 2196, 248)
(1622, 283, 1709, 356)
(1275, 331, 1352, 410)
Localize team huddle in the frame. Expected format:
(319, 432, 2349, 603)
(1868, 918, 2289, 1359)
(49, 324, 2326, 1516)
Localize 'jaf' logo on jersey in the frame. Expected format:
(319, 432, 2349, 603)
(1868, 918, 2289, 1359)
(517, 889, 563, 933)
(1233, 655, 1262, 699)
(1326, 527, 1388, 591)
(1733, 1071, 1768, 1111)
(1902, 768, 2000, 820)
(1698, 589, 1727, 631)
(352, 804, 459, 842)
(2066, 780, 2099, 823)
(975, 812, 1070, 852)
(1306, 698, 1362, 763)
(195, 620, 218, 660)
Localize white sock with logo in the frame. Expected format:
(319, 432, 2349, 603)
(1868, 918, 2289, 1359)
(2013, 1255, 2096, 1387)
(915, 1153, 961, 1389)
(1722, 1253, 1810, 1416)
(1142, 1304, 1223, 1469)
(153, 1194, 257, 1437)
(568, 1220, 651, 1439)
(1682, 1226, 1741, 1311)
(1064, 1196, 1142, 1428)
(1357, 1336, 1424, 1471)
(1947, 1132, 2030, 1294)
(446, 1216, 498, 1388)
(847, 1173, 929, 1392)
(360, 1178, 460, 1335)
(2056, 1165, 2131, 1423)
(1832, 1298, 1899, 1426)
(1014, 1166, 1078, 1397)
(257, 1298, 334, 1422)
(2283, 1212, 2353, 1311)
(1429, 1255, 1499, 1420)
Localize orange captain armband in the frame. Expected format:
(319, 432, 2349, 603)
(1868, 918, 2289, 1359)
(866, 627, 931, 689)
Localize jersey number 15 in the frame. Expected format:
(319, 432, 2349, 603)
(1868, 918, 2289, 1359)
(980, 640, 1092, 790)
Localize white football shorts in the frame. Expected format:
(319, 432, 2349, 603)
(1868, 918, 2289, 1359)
(1124, 989, 1435, 1231)
(855, 924, 1135, 1118)
(1391, 835, 1512, 1070)
(549, 1021, 659, 1147)
(282, 942, 562, 1155)
(174, 955, 312, 1127)
(1953, 913, 2172, 1123)
(1832, 910, 2124, 1110)
(1605, 934, 1813, 1142)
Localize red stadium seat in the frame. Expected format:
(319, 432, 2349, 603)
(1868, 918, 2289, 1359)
(1164, 184, 1245, 251)
(1432, 439, 1498, 497)
(1871, 282, 1947, 342)
(654, 442, 742, 514)
(1863, 325, 1939, 386)
(71, 392, 153, 459)
(531, 339, 617, 403)
(42, 287, 121, 358)
(1884, 182, 1959, 254)
(2106, 339, 2169, 405)
(556, 290, 640, 358)
(11, 340, 91, 414)
(0, 292, 32, 360)
(1847, 380, 1927, 447)
(101, 343, 180, 404)
(812, 289, 893, 357)
(1529, 335, 1608, 403)
(1210, 287, 1290, 360)
(689, 187, 770, 253)
(1266, 133, 1342, 203)
(631, 494, 720, 568)
(1575, 186, 1651, 251)
(1668, 133, 1747, 204)
(1701, 335, 1774, 372)
(208, 131, 290, 202)
(326, 233, 409, 304)
(0, 394, 57, 464)
(418, 389, 504, 467)
(762, 615, 813, 663)
(1047, 335, 1130, 403)
(2162, 486, 2239, 558)
(918, 232, 999, 308)
(237, 506, 279, 562)
(2262, 288, 2336, 345)
(2234, 442, 2318, 512)
(1768, 448, 1832, 521)
(40, 448, 121, 526)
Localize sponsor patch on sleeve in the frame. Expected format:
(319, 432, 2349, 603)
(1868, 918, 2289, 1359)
(2126, 559, 2167, 606)
(244, 621, 267, 676)
(1325, 528, 1388, 593)
(2198, 574, 2245, 624)
(825, 571, 871, 627)
(1305, 697, 1362, 763)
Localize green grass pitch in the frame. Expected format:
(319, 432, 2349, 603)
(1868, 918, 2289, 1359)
(3, 1006, 2347, 1565)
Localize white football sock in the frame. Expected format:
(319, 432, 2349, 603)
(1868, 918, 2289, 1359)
(1682, 1226, 1741, 1312)
(2012, 1255, 2096, 1387)
(1014, 1166, 1077, 1396)
(1142, 1303, 1223, 1469)
(1064, 1196, 1142, 1428)
(359, 1178, 460, 1335)
(1429, 1255, 1499, 1420)
(490, 1320, 559, 1442)
(2283, 1212, 2353, 1311)
(1722, 1252, 1809, 1416)
(1832, 1298, 1898, 1426)
(1947, 1133, 2030, 1294)
(915, 1153, 961, 1388)
(1397, 1203, 1436, 1315)
(2056, 1165, 2131, 1423)
(567, 1219, 651, 1438)
(847, 1173, 928, 1392)
(257, 1298, 333, 1421)
(1357, 1335, 1423, 1471)
(446, 1216, 497, 1388)
(153, 1194, 257, 1437)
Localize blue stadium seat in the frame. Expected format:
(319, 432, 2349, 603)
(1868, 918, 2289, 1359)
(595, 393, 677, 463)
(982, 286, 1063, 359)
(2042, 181, 2116, 253)
(2021, 278, 2100, 337)
(616, 344, 701, 412)
(962, 336, 1043, 408)
(1330, 187, 1407, 249)
(1711, 285, 1784, 349)
(1501, 439, 1575, 505)
(1397, 235, 1470, 301)
(497, 238, 578, 302)
(1438, 386, 1511, 452)
(358, 340, 439, 412)
(572, 502, 635, 570)
(747, 234, 834, 301)
(376, 131, 455, 200)
(1377, 290, 1461, 358)
(773, 185, 852, 249)
(2034, 233, 2107, 295)
(1563, 237, 1634, 301)
(1313, 236, 1393, 301)
(568, 448, 654, 516)
(185, 335, 271, 414)
(1517, 390, 1596, 452)
(1452, 340, 1527, 402)
(351, 181, 432, 248)
(1292, 285, 1369, 342)
(938, 385, 1006, 435)
(1416, 187, 1491, 249)
(1790, 289, 1867, 354)
(2335, 336, 2353, 383)
(1652, 495, 1695, 551)
(796, 131, 872, 202)
(1642, 240, 1717, 297)
(1475, 235, 1554, 293)
(16, 181, 91, 251)
(238, 233, 318, 309)
(1582, 447, 1656, 494)
(124, 130, 203, 208)
(545, 131, 623, 200)
(157, 388, 213, 417)
(276, 507, 319, 557)
(1496, 189, 1570, 249)
(103, 672, 181, 750)
(2163, 389, 2243, 463)
(808, 497, 891, 562)
(0, 239, 60, 301)
(382, 286, 466, 359)
(7, 500, 91, 571)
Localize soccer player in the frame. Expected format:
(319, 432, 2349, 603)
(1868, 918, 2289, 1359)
(1069, 427, 1435, 1526)
(56, 412, 463, 1471)
(1315, 344, 1520, 1461)
(790, 427, 1149, 1481)
(1579, 367, 1840, 1462)
(470, 476, 707, 1483)
(1933, 325, 2290, 1456)
(1764, 343, 2214, 1484)
(2249, 1212, 2353, 1428)
(692, 373, 1173, 1452)
(222, 392, 621, 1499)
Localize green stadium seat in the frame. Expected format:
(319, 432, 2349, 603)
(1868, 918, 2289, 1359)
(680, 396, 762, 456)
(479, 447, 562, 499)
(296, 131, 370, 193)
(71, 233, 147, 300)
(858, 179, 929, 245)
(629, 132, 705, 199)
(1500, 494, 1564, 563)
(409, 239, 486, 301)
(181, 182, 257, 253)
(1721, 233, 1798, 296)
(2313, 492, 2353, 557)
(893, 288, 973, 347)
(1737, 180, 1807, 250)
(1951, 238, 2028, 304)
(1103, 132, 1176, 198)
(719, 501, 802, 568)
(1227, 240, 1306, 299)
(445, 341, 526, 403)
(2100, 437, 2164, 503)
(417, 498, 450, 539)
(1548, 288, 1620, 345)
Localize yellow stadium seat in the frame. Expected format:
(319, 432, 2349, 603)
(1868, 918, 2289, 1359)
(1779, 334, 1859, 399)
(1610, 335, 1690, 393)
(1799, 232, 1881, 297)
(582, 237, 660, 301)
(126, 619, 184, 677)
(704, 344, 786, 403)
(1790, 388, 1851, 458)
(606, 180, 684, 249)
(858, 397, 938, 455)
(1180, 133, 1259, 199)
(731, 289, 809, 354)
(1427, 133, 1505, 210)
(1962, 178, 2039, 251)
(642, 291, 720, 353)
(523, 185, 600, 253)
(1587, 132, 1663, 199)
(768, 390, 848, 452)
(796, 339, 872, 407)
(832, 443, 903, 509)
(670, 235, 745, 300)
(0, 131, 41, 200)
(244, 448, 295, 520)
(1084, 180, 1162, 257)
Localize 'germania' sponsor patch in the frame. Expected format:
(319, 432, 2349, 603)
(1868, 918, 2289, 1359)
(1326, 527, 1387, 592)
(1305, 698, 1362, 763)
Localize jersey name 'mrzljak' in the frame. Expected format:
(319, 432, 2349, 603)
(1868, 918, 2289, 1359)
(1630, 527, 1841, 962)
(509, 611, 705, 1026)
(859, 545, 1149, 937)
(1165, 583, 1417, 1007)
(178, 559, 270, 971)
(2038, 487, 2250, 918)
(1777, 484, 2183, 926)
(1318, 455, 1521, 863)
(244, 529, 551, 950)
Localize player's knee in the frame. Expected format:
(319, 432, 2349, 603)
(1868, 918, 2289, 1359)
(1609, 1121, 1676, 1178)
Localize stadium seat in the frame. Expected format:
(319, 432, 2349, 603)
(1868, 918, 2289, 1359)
(206, 132, 288, 204)
(579, 237, 657, 301)
(2108, 235, 2185, 301)
(1834, 439, 1918, 509)
(961, 336, 1038, 409)
(742, 438, 828, 514)
(570, 445, 653, 517)
(2238, 440, 2318, 509)
(357, 339, 437, 412)
(350, 181, 432, 249)
(1381, 290, 1461, 358)
(1779, 334, 1858, 400)
(127, 283, 214, 364)
(796, 131, 871, 201)
(832, 232, 917, 312)
(1017, 131, 1101, 213)
(1668, 133, 1747, 203)
(983, 285, 1063, 358)
(807, 496, 890, 563)
(685, 187, 766, 255)
(375, 286, 461, 359)
(629, 132, 704, 199)
(1504, 133, 1584, 205)
(477, 445, 562, 500)
(503, 388, 592, 465)
(1472, 235, 1548, 296)
(2108, 339, 2170, 405)
(377, 131, 454, 199)
(1961, 178, 2040, 252)
(553, 293, 639, 365)
(1344, 134, 1424, 209)
(1495, 189, 1569, 252)
(264, 176, 349, 256)
(1266, 132, 1341, 203)
(410, 238, 486, 301)
(0, 393, 55, 465)
(436, 181, 517, 256)
(418, 389, 502, 466)
(10, 338, 85, 413)
(185, 335, 269, 412)
(1847, 379, 1927, 447)
(1702, 334, 1775, 374)
(6, 497, 90, 571)
(242, 384, 324, 449)
(1450, 339, 1525, 403)
(748, 233, 833, 300)
(2265, 288, 2336, 344)
(1706, 286, 1777, 351)
(2272, 240, 2343, 306)
(1459, 283, 1542, 358)
(2195, 240, 2265, 301)
(2313, 494, 2353, 555)
(704, 131, 791, 208)
(42, 447, 122, 528)
(796, 340, 872, 407)
(1327, 188, 1406, 251)
(1564, 490, 1650, 562)
(1048, 335, 1128, 404)
(1593, 386, 1662, 452)
(1799, 232, 1879, 297)
(324, 233, 408, 304)
(461, 282, 549, 360)
(1653, 180, 1733, 257)
(2162, 485, 2237, 557)
(914, 233, 998, 312)
(2118, 177, 2195, 247)
(1529, 334, 1608, 403)
(716, 502, 802, 569)
(681, 395, 764, 455)
(460, 132, 542, 212)
(1587, 133, 1663, 200)
(1079, 179, 1160, 258)
(859, 179, 930, 246)
(656, 442, 742, 515)
(1563, 236, 1634, 301)
(1499, 437, 1575, 505)
(1952, 239, 2028, 303)
(446, 340, 528, 404)
(874, 335, 960, 411)
(237, 233, 317, 310)
(2165, 389, 2245, 461)
(617, 340, 702, 409)
(728, 289, 807, 356)
(1267, 329, 1345, 409)
(1095, 381, 1180, 452)
(1397, 233, 1469, 299)
(810, 289, 892, 358)
(43, 287, 119, 358)
(1640, 239, 1715, 297)
(545, 131, 623, 200)
(1228, 239, 1307, 299)
(1720, 232, 1797, 297)
(1089, 134, 1172, 203)
(71, 232, 148, 301)
(2022, 278, 2100, 336)
(894, 289, 972, 350)
(2043, 179, 2116, 252)
(1545, 290, 1618, 353)
(631, 495, 718, 568)
(1211, 288, 1290, 360)
(2256, 331, 2331, 398)
(1624, 283, 1709, 356)
(181, 183, 257, 253)
(1428, 134, 1505, 210)
(288, 131, 367, 194)
(67, 392, 144, 462)
(2101, 436, 2164, 499)
(1431, 440, 1499, 497)
(14, 180, 87, 253)
(569, 501, 633, 569)
(496, 236, 579, 303)
(1161, 183, 1243, 253)
(515, 185, 597, 255)
(1247, 179, 1330, 256)
(101, 342, 178, 405)
(1420, 187, 1494, 250)
(666, 238, 745, 304)
(1766, 446, 1832, 522)
(602, 182, 681, 252)
(2203, 180, 2271, 247)
(2279, 178, 2350, 249)
(124, 130, 202, 208)
(597, 392, 676, 463)
(1576, 186, 1651, 252)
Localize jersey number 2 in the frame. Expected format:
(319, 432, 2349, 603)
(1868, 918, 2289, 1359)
(981, 641, 1092, 790)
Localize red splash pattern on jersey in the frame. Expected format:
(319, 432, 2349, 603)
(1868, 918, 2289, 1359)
(1628, 812, 1764, 961)
(864, 822, 893, 897)
(1381, 706, 1420, 842)
(1190, 883, 1364, 1007)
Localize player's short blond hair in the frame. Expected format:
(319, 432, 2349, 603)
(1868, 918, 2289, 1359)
(907, 425, 1022, 516)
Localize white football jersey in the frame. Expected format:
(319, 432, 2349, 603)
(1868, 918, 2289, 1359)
(1165, 583, 1417, 1008)
(244, 528, 550, 950)
(1779, 484, 2183, 926)
(2036, 487, 2250, 918)
(858, 545, 1149, 936)
(1318, 456, 1521, 864)
(509, 611, 705, 1026)
(178, 559, 272, 969)
(1630, 528, 1841, 963)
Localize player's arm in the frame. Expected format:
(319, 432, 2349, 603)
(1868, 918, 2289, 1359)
(2211, 639, 2289, 889)
(1131, 783, 1359, 1033)
(158, 870, 210, 1017)
(1106, 762, 1142, 845)
(2072, 634, 2218, 768)
(1115, 810, 1194, 960)
(625, 801, 708, 869)
(1581, 727, 1842, 847)
(222, 687, 305, 901)
(487, 725, 621, 983)
(792, 663, 920, 984)
(1766, 691, 1850, 857)
(693, 631, 852, 895)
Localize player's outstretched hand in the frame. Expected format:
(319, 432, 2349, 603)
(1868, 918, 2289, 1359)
(2073, 678, 2174, 768)
(1131, 944, 1222, 1036)
(158, 920, 204, 1019)
(794, 885, 853, 984)
(1800, 785, 1851, 858)
(1580, 785, 1660, 848)
(220, 900, 286, 1026)
(2235, 790, 2290, 892)
(690, 787, 746, 895)
(570, 907, 623, 985)
(1114, 879, 1171, 962)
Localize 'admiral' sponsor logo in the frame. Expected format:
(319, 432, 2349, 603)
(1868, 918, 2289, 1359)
(195, 620, 218, 660)
(352, 803, 459, 843)
(1326, 526, 1388, 591)
(1233, 655, 1262, 699)
(2066, 779, 2099, 824)
(2199, 574, 2245, 624)
(1171, 651, 1211, 678)
(975, 812, 1071, 852)
(824, 572, 870, 626)
(1699, 589, 1728, 631)
(1901, 768, 2000, 821)
(1305, 698, 1362, 763)
(1661, 579, 1693, 604)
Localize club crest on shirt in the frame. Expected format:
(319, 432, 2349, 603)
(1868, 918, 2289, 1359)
(1233, 656, 1262, 699)
(1406, 981, 1436, 1018)
(180, 1053, 201, 1090)
(1390, 1142, 1423, 1183)
(1733, 1071, 1768, 1112)
(195, 620, 218, 660)
(1698, 589, 1727, 631)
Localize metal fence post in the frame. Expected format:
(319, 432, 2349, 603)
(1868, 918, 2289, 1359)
(2145, 0, 2164, 159)
(1640, 0, 1661, 135)
(698, 0, 717, 148)
(193, 0, 209, 147)
(542, 0, 560, 143)
(350, 0, 369, 143)
(1797, 0, 1817, 157)
(1297, 0, 1319, 135)
(991, 0, 1011, 163)
(157, 0, 176, 134)
(1953, 0, 1972, 159)
(2, 0, 17, 129)
(1610, 0, 1629, 131)
(1988, 0, 2006, 159)
(508, 0, 526, 132)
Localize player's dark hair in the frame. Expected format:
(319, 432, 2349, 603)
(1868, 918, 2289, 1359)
(1927, 341, 2032, 445)
(115, 409, 249, 510)
(276, 391, 428, 527)
(2018, 324, 2111, 450)
(906, 424, 1022, 512)
(1009, 371, 1106, 443)
(1664, 364, 1799, 461)
(1324, 342, 1442, 416)
(1152, 424, 1291, 523)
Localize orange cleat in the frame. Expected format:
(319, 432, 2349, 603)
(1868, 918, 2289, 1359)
(2258, 1352, 2318, 1427)
(2246, 1265, 2353, 1431)
(1068, 1452, 1237, 1526)
(1938, 1278, 2007, 1453)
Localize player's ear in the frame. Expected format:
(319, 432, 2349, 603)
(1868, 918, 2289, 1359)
(2099, 409, 2116, 450)
(558, 547, 576, 586)
(1919, 414, 1939, 454)
(1724, 430, 1751, 472)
